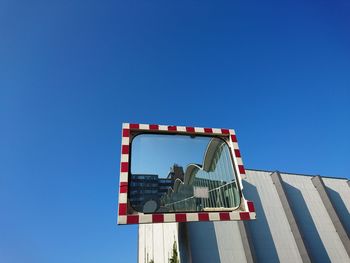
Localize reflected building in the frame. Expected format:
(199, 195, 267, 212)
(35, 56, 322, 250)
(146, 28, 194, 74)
(167, 164, 184, 181)
(129, 174, 173, 212)
(129, 174, 159, 212)
(161, 138, 240, 213)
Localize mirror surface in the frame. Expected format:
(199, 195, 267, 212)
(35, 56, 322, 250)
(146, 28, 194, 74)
(130, 134, 240, 213)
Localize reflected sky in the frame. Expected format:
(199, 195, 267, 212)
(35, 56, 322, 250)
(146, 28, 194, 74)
(131, 134, 211, 178)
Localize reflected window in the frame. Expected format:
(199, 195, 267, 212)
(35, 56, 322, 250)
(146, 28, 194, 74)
(129, 134, 240, 213)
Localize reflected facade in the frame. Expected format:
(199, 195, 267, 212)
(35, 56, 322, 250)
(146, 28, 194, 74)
(129, 174, 173, 213)
(130, 134, 240, 213)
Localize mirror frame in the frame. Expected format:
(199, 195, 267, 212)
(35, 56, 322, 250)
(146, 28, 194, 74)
(117, 123, 256, 225)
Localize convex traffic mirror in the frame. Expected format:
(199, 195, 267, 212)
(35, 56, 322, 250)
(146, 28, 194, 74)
(118, 123, 256, 225)
(130, 134, 240, 213)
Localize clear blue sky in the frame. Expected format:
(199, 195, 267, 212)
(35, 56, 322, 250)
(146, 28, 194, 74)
(1, 1, 349, 262)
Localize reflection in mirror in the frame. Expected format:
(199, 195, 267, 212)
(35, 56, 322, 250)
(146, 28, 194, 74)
(130, 134, 240, 213)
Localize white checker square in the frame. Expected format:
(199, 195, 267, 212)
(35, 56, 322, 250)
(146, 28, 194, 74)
(121, 154, 129, 162)
(139, 214, 152, 223)
(194, 127, 204, 133)
(119, 193, 127, 203)
(186, 213, 199, 222)
(208, 213, 220, 221)
(158, 125, 168, 131)
(120, 172, 128, 183)
(230, 212, 240, 220)
(212, 128, 221, 134)
(236, 158, 243, 165)
(122, 137, 129, 145)
(164, 214, 176, 222)
(176, 126, 186, 132)
(232, 142, 239, 149)
(249, 213, 256, 220)
(118, 215, 127, 224)
(139, 124, 149, 130)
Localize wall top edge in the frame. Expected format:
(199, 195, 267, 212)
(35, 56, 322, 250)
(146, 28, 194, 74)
(246, 168, 349, 181)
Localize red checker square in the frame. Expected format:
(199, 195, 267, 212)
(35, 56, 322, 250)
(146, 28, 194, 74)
(186, 127, 195, 133)
(121, 162, 129, 172)
(122, 145, 129, 154)
(240, 212, 250, 220)
(120, 182, 128, 187)
(119, 182, 128, 193)
(129, 124, 140, 129)
(219, 212, 230, 221)
(127, 215, 139, 224)
(204, 128, 213, 133)
(221, 129, 230, 134)
(122, 129, 130, 137)
(149, 124, 159, 130)
(231, 134, 237, 142)
(175, 214, 187, 222)
(234, 149, 241, 157)
(152, 214, 164, 223)
(238, 165, 246, 174)
(247, 201, 255, 212)
(119, 203, 127, 215)
(168, 126, 177, 131)
(198, 213, 209, 221)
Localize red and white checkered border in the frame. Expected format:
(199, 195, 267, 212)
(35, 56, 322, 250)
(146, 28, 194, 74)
(117, 123, 256, 225)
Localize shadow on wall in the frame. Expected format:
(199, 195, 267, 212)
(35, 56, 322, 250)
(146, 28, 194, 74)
(325, 186, 350, 237)
(178, 223, 191, 263)
(186, 221, 221, 263)
(283, 182, 331, 263)
(243, 181, 279, 263)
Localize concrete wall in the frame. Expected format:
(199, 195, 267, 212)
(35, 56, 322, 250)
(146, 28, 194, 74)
(138, 223, 179, 263)
(138, 170, 350, 263)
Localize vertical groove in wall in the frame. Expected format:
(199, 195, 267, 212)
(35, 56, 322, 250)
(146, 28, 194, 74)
(311, 176, 350, 256)
(271, 171, 312, 263)
(238, 221, 256, 263)
(179, 223, 192, 263)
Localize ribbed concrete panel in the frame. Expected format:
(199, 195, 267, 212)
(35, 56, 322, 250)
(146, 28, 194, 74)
(238, 221, 256, 263)
(138, 223, 179, 263)
(312, 176, 350, 257)
(281, 173, 349, 263)
(322, 177, 350, 235)
(138, 224, 154, 263)
(164, 223, 180, 262)
(214, 221, 247, 263)
(245, 170, 302, 263)
(153, 224, 165, 263)
(271, 171, 311, 263)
